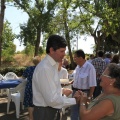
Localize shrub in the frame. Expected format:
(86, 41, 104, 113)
(0, 67, 26, 77)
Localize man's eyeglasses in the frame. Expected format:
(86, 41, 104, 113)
(101, 73, 112, 78)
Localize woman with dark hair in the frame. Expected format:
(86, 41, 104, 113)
(74, 63, 120, 120)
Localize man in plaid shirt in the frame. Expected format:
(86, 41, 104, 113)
(92, 50, 106, 98)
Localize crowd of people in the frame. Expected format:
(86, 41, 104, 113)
(22, 34, 120, 120)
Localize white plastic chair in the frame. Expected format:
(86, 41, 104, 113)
(4, 72, 19, 95)
(4, 72, 19, 80)
(7, 79, 27, 118)
(0, 74, 4, 80)
(0, 74, 4, 96)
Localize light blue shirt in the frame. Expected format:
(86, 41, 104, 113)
(73, 61, 96, 89)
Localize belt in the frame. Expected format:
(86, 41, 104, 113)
(34, 106, 60, 110)
(72, 86, 89, 92)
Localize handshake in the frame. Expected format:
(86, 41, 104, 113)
(74, 90, 88, 104)
(62, 88, 88, 104)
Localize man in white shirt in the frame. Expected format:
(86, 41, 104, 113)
(32, 35, 76, 120)
(58, 60, 68, 79)
(70, 49, 96, 120)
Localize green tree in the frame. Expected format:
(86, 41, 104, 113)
(104, 34, 119, 53)
(71, 0, 120, 55)
(14, 0, 59, 56)
(39, 46, 45, 55)
(47, 0, 84, 69)
(2, 20, 16, 62)
(10, 0, 120, 61)
(24, 43, 35, 56)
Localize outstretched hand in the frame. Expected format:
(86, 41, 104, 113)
(73, 91, 81, 103)
(62, 88, 73, 96)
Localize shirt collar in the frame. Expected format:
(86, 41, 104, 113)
(78, 61, 87, 68)
(46, 54, 59, 67)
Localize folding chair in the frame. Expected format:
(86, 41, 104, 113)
(0, 74, 4, 96)
(7, 79, 27, 118)
(4, 72, 19, 80)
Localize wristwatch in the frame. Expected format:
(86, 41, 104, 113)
(87, 97, 92, 100)
(80, 103, 86, 106)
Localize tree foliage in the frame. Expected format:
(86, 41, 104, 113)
(2, 20, 16, 62)
(14, 0, 59, 56)
(71, 0, 120, 55)
(2, 0, 120, 66)
(24, 43, 35, 56)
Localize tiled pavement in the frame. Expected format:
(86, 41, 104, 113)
(0, 95, 71, 120)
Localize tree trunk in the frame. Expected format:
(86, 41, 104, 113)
(64, 19, 76, 69)
(92, 30, 106, 57)
(0, 0, 5, 66)
(34, 27, 41, 56)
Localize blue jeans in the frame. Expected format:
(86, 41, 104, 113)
(70, 90, 80, 120)
(70, 103, 79, 120)
(93, 82, 102, 98)
(71, 90, 89, 120)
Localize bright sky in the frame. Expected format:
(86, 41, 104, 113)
(4, 3, 95, 54)
(5, 4, 28, 51)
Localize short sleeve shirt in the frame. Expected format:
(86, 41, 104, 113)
(72, 61, 96, 89)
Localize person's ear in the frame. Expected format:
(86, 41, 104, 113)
(50, 47, 54, 54)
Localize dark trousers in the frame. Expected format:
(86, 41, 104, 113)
(93, 82, 102, 98)
(33, 106, 60, 120)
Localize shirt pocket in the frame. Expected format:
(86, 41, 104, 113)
(79, 73, 88, 78)
(79, 73, 88, 84)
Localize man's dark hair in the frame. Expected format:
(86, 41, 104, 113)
(74, 49, 85, 59)
(46, 35, 67, 54)
(97, 50, 104, 57)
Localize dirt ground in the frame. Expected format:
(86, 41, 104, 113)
(0, 95, 71, 120)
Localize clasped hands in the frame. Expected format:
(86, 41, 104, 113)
(73, 90, 87, 104)
(62, 89, 88, 105)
